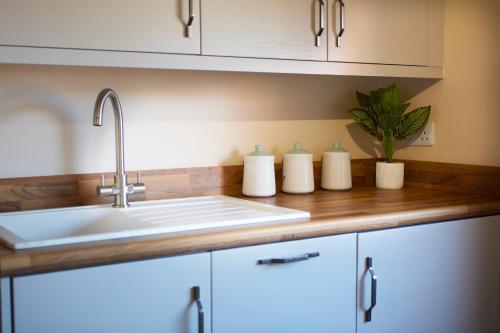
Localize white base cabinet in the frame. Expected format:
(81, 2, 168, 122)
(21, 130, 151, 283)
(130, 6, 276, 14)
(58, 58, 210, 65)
(10, 253, 211, 333)
(1, 216, 498, 333)
(211, 234, 357, 333)
(357, 216, 500, 333)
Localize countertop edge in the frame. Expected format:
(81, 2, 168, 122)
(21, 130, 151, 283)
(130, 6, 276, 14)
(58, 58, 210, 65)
(1, 197, 500, 277)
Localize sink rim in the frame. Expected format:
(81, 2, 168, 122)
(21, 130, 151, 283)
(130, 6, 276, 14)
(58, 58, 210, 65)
(0, 196, 310, 250)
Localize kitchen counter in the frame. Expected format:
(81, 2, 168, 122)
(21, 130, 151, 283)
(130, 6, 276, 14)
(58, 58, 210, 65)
(1, 186, 499, 277)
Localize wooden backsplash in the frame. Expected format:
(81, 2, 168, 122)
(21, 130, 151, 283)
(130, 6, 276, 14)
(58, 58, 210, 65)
(0, 159, 499, 212)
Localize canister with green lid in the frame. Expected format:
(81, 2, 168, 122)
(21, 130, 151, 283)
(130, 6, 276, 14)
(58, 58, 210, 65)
(321, 141, 352, 190)
(282, 143, 314, 194)
(242, 145, 276, 197)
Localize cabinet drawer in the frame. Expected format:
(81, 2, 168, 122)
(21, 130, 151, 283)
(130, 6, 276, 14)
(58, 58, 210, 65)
(212, 234, 356, 333)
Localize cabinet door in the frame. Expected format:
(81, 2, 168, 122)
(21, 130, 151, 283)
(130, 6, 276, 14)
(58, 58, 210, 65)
(357, 216, 500, 333)
(0, 0, 200, 54)
(212, 234, 356, 333)
(202, 0, 327, 61)
(328, 0, 428, 65)
(12, 253, 210, 333)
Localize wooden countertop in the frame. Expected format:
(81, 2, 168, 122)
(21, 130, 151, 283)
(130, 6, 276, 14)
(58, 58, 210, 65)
(1, 187, 500, 277)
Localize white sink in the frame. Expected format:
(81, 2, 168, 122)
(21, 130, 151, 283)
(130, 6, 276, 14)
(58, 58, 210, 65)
(0, 196, 309, 250)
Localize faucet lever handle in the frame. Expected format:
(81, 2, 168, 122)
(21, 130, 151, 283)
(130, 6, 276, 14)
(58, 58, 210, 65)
(99, 174, 105, 186)
(137, 171, 142, 184)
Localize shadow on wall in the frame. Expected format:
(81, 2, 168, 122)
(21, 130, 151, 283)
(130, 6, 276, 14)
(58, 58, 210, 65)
(0, 64, 441, 172)
(124, 70, 439, 122)
(345, 77, 439, 158)
(0, 64, 439, 122)
(0, 87, 77, 174)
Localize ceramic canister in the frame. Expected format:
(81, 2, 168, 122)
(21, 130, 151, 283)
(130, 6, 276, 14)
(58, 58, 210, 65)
(321, 141, 352, 190)
(242, 145, 276, 197)
(282, 143, 314, 194)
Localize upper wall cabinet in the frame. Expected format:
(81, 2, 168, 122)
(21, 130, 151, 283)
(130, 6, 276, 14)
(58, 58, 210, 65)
(328, 0, 433, 66)
(0, 0, 443, 77)
(0, 0, 201, 54)
(201, 0, 328, 61)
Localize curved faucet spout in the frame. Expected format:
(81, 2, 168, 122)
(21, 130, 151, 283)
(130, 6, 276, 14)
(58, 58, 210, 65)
(93, 88, 125, 176)
(93, 88, 145, 208)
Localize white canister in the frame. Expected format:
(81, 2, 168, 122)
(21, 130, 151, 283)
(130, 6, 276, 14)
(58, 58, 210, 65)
(282, 143, 314, 194)
(321, 141, 352, 190)
(242, 145, 276, 197)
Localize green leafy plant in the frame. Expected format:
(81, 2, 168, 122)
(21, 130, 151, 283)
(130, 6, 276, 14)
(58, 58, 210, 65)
(349, 83, 431, 163)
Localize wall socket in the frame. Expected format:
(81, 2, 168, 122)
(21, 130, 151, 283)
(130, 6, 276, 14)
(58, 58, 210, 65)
(404, 121, 434, 146)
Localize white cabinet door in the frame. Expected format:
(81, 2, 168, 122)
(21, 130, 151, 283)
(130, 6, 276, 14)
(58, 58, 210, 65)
(357, 216, 500, 333)
(202, 0, 327, 61)
(12, 253, 210, 333)
(212, 234, 356, 333)
(328, 0, 428, 65)
(0, 0, 200, 54)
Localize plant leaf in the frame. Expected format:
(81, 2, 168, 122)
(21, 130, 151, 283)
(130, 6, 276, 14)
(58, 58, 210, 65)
(349, 108, 381, 139)
(356, 91, 371, 107)
(369, 83, 400, 110)
(372, 103, 400, 132)
(379, 83, 401, 111)
(397, 102, 411, 117)
(394, 106, 431, 140)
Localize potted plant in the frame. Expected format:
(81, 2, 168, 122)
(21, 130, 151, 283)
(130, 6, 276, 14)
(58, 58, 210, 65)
(349, 83, 431, 189)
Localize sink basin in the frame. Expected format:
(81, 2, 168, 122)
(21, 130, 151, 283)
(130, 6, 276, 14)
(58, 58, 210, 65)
(0, 196, 309, 250)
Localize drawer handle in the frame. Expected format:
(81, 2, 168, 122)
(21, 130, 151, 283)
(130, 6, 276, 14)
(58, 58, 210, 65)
(315, 0, 325, 47)
(365, 257, 378, 322)
(185, 0, 195, 38)
(257, 252, 320, 265)
(193, 286, 204, 333)
(336, 0, 346, 47)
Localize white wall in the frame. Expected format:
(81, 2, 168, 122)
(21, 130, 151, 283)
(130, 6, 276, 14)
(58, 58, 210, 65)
(398, 0, 500, 166)
(1, 0, 498, 178)
(0, 65, 431, 178)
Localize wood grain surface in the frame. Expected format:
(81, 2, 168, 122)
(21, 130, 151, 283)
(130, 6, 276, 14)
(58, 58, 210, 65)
(0, 187, 499, 277)
(0, 159, 499, 276)
(1, 159, 499, 213)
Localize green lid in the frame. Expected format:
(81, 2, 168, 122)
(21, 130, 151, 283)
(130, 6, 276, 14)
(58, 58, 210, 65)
(286, 143, 311, 154)
(326, 141, 348, 153)
(247, 144, 272, 156)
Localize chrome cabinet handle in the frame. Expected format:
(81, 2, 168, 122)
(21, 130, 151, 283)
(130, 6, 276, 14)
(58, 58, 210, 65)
(185, 0, 195, 38)
(193, 286, 204, 333)
(315, 0, 325, 47)
(365, 257, 378, 322)
(336, 0, 346, 47)
(257, 252, 320, 265)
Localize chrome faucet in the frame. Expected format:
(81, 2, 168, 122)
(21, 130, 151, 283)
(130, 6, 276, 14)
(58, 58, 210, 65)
(93, 88, 145, 207)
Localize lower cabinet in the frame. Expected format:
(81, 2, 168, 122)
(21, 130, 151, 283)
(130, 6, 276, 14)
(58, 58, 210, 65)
(357, 216, 500, 333)
(2, 216, 499, 333)
(211, 234, 357, 333)
(11, 253, 211, 333)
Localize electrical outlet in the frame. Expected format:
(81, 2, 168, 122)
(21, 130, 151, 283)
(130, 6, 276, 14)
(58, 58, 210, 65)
(405, 121, 434, 146)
